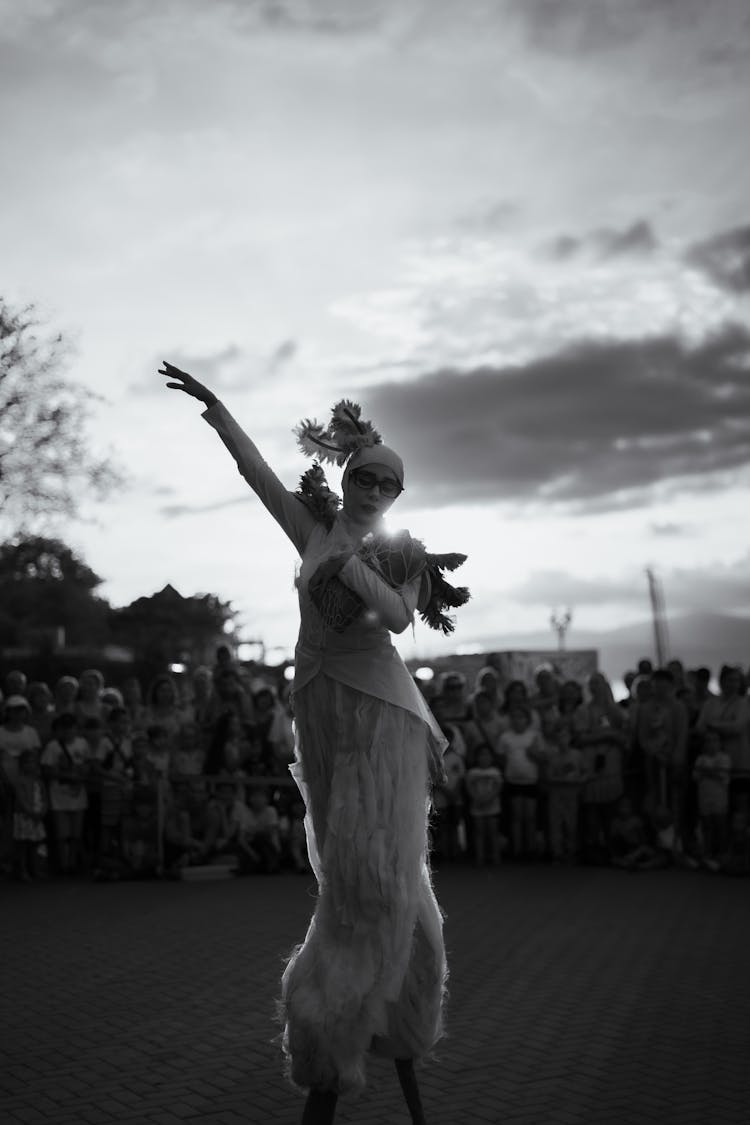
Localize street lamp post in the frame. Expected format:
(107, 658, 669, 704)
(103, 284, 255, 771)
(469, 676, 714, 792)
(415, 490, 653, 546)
(550, 609, 572, 651)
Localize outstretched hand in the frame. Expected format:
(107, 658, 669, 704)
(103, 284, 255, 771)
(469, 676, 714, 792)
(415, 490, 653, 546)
(158, 361, 214, 405)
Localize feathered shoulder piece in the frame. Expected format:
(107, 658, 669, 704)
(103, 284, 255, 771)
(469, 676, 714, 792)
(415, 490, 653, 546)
(294, 461, 341, 528)
(359, 530, 471, 635)
(293, 399, 383, 466)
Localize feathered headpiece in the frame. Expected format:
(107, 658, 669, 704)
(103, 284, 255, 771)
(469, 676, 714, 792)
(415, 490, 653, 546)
(293, 400, 383, 467)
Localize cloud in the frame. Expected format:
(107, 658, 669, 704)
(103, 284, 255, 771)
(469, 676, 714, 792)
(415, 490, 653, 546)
(267, 338, 297, 376)
(506, 553, 750, 616)
(545, 220, 658, 261)
(133, 339, 299, 397)
(686, 225, 750, 293)
(455, 199, 521, 235)
(159, 494, 250, 519)
(511, 0, 749, 60)
(649, 521, 688, 537)
(361, 321, 750, 509)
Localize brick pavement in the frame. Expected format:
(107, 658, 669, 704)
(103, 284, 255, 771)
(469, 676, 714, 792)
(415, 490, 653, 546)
(2, 864, 749, 1125)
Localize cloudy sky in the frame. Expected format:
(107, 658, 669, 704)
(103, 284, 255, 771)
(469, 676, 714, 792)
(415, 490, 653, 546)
(2, 0, 749, 669)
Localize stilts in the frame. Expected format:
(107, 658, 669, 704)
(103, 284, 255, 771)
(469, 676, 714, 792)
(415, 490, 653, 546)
(395, 1058, 428, 1125)
(299, 1059, 427, 1125)
(300, 1088, 338, 1125)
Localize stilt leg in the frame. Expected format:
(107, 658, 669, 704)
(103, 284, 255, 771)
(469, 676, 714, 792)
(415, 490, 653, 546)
(395, 1058, 427, 1125)
(300, 1088, 338, 1125)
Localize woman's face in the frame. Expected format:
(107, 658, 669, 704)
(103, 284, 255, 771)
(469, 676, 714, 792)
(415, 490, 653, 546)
(80, 673, 101, 700)
(589, 674, 607, 700)
(57, 680, 78, 705)
(342, 462, 400, 527)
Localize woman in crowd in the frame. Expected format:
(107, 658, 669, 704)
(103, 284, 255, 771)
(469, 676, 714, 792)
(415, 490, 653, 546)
(75, 668, 106, 726)
(696, 665, 750, 811)
(26, 682, 55, 746)
(121, 675, 148, 729)
(53, 675, 79, 718)
(574, 673, 628, 863)
(159, 359, 469, 1125)
(144, 673, 184, 751)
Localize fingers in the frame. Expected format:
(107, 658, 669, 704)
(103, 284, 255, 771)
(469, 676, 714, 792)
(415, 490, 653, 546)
(159, 360, 188, 378)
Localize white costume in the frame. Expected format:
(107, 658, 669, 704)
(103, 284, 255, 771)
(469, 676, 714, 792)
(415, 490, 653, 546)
(203, 401, 448, 1094)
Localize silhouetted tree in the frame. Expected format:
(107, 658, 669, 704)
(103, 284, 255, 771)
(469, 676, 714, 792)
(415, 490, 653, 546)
(110, 584, 235, 672)
(0, 536, 110, 646)
(0, 296, 123, 534)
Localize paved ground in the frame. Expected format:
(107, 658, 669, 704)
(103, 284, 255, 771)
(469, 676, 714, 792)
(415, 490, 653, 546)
(2, 863, 749, 1125)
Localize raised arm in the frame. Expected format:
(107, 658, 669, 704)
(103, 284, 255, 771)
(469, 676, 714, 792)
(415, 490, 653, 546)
(159, 361, 316, 555)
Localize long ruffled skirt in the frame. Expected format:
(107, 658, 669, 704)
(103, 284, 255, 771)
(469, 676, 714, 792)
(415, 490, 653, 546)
(280, 673, 448, 1095)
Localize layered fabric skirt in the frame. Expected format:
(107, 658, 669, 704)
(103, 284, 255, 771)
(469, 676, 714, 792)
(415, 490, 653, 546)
(280, 673, 448, 1095)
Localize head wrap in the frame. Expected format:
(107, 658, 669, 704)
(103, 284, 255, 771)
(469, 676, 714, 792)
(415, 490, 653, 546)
(343, 443, 404, 490)
(294, 399, 404, 489)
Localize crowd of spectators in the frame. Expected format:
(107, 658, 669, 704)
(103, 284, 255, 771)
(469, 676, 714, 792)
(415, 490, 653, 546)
(2, 649, 750, 883)
(426, 659, 750, 874)
(0, 647, 301, 882)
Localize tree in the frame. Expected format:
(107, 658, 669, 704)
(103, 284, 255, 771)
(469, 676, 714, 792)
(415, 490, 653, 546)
(0, 297, 123, 534)
(0, 536, 111, 646)
(109, 584, 236, 674)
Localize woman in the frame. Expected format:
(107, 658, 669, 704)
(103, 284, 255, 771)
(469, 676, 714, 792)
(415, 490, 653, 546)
(573, 672, 628, 862)
(143, 673, 184, 751)
(159, 361, 469, 1125)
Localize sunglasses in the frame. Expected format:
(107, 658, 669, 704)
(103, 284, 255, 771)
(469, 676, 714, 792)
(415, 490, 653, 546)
(350, 468, 402, 499)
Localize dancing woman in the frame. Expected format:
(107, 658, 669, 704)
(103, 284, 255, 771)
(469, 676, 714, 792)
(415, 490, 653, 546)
(159, 362, 470, 1124)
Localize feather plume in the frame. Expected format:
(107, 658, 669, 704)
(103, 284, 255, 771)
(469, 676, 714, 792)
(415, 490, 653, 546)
(425, 552, 468, 573)
(293, 419, 343, 465)
(329, 399, 383, 460)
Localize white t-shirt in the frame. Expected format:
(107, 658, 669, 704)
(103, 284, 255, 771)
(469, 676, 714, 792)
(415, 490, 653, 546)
(500, 728, 541, 785)
(465, 766, 503, 816)
(41, 737, 90, 811)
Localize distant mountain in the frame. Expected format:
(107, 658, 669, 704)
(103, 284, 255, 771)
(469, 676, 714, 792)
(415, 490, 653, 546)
(463, 613, 750, 680)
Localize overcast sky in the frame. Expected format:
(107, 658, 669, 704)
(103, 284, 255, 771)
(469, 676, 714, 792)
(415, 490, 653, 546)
(2, 0, 749, 667)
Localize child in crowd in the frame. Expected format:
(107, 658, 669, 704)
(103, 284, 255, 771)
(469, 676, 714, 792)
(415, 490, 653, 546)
(162, 780, 204, 874)
(464, 743, 503, 866)
(609, 797, 662, 870)
(121, 786, 161, 877)
(723, 794, 750, 876)
(202, 775, 244, 866)
(237, 785, 282, 874)
(81, 715, 105, 858)
(546, 724, 586, 864)
(171, 720, 205, 777)
(464, 690, 505, 767)
(12, 749, 47, 881)
(693, 729, 731, 870)
(430, 696, 467, 861)
(41, 713, 90, 875)
(498, 704, 545, 858)
(146, 724, 171, 779)
(95, 707, 134, 860)
(130, 730, 156, 785)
